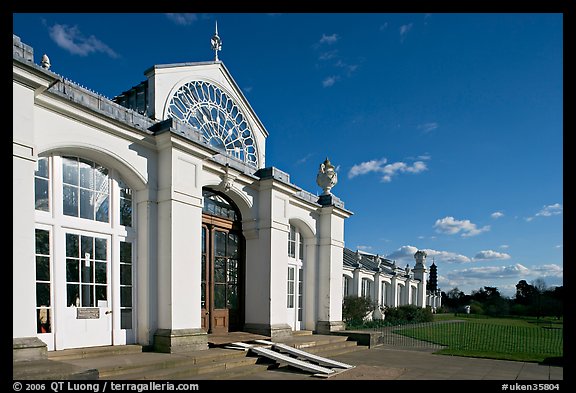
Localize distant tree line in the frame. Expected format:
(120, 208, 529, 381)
(441, 279, 563, 318)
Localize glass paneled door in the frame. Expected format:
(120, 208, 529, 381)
(56, 231, 112, 349)
(201, 224, 241, 334)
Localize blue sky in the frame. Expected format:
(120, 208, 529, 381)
(13, 13, 563, 298)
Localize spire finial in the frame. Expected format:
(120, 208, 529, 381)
(211, 20, 222, 61)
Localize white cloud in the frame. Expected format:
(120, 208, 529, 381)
(243, 86, 253, 93)
(400, 23, 413, 42)
(500, 244, 509, 249)
(385, 245, 471, 264)
(555, 244, 563, 249)
(526, 203, 563, 221)
(491, 211, 504, 219)
(322, 76, 338, 87)
(440, 263, 563, 297)
(357, 245, 373, 251)
(434, 216, 490, 237)
(296, 153, 313, 165)
(348, 158, 388, 178)
(165, 13, 198, 25)
(319, 50, 338, 61)
(425, 249, 472, 264)
(447, 263, 530, 281)
(473, 250, 511, 261)
(530, 264, 563, 278)
(348, 158, 428, 182)
(48, 24, 118, 58)
(319, 33, 339, 45)
(417, 122, 438, 133)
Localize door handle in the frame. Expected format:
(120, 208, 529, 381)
(105, 310, 112, 315)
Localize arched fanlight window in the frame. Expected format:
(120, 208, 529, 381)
(167, 80, 258, 167)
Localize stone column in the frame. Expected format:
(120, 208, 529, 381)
(315, 204, 351, 334)
(153, 134, 207, 352)
(13, 64, 56, 361)
(412, 250, 428, 308)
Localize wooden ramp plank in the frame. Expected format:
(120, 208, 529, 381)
(272, 342, 355, 369)
(249, 346, 335, 375)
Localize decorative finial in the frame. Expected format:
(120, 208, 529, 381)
(316, 157, 338, 195)
(41, 54, 51, 70)
(211, 21, 222, 61)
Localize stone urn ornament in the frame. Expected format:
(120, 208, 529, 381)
(316, 157, 338, 195)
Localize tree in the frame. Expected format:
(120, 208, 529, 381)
(515, 280, 538, 305)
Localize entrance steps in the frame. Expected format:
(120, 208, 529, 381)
(15, 333, 367, 380)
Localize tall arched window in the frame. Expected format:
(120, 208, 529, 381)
(287, 224, 304, 330)
(34, 154, 136, 350)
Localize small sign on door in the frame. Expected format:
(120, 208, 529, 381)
(77, 308, 100, 319)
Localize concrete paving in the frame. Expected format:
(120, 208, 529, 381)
(226, 344, 564, 381)
(13, 342, 563, 382)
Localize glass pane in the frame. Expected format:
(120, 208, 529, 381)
(66, 233, 79, 258)
(120, 264, 132, 285)
(81, 236, 93, 259)
(81, 261, 93, 284)
(201, 255, 206, 281)
(214, 257, 226, 283)
(35, 157, 49, 178)
(80, 189, 94, 219)
(66, 259, 79, 282)
(37, 308, 51, 333)
(214, 284, 226, 309)
(201, 282, 206, 308)
(215, 231, 226, 257)
(299, 238, 304, 261)
(201, 228, 206, 253)
(36, 282, 50, 307)
(121, 287, 132, 307)
(62, 157, 78, 186)
(62, 185, 78, 217)
(227, 259, 238, 284)
(94, 165, 109, 193)
(67, 284, 80, 307)
(288, 267, 294, 281)
(81, 284, 93, 307)
(95, 238, 107, 261)
(35, 229, 49, 255)
(35, 178, 49, 211)
(95, 262, 107, 284)
(227, 284, 238, 310)
(120, 198, 132, 227)
(228, 233, 238, 258)
(95, 194, 109, 222)
(289, 241, 295, 258)
(120, 242, 132, 263)
(36, 256, 50, 281)
(121, 309, 132, 329)
(95, 285, 107, 301)
(79, 159, 93, 189)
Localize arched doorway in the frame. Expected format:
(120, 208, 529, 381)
(201, 188, 244, 334)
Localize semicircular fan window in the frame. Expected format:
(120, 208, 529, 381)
(167, 80, 258, 167)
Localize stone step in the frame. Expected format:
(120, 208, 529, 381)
(47, 345, 145, 361)
(103, 353, 263, 380)
(40, 334, 365, 380)
(95, 348, 249, 379)
(291, 330, 313, 336)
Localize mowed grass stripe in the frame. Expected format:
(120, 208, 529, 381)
(392, 320, 563, 363)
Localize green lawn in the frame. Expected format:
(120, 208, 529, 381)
(392, 315, 563, 363)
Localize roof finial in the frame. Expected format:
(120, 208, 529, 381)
(211, 20, 222, 61)
(41, 53, 51, 70)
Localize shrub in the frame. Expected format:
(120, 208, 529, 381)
(342, 296, 377, 327)
(384, 305, 434, 325)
